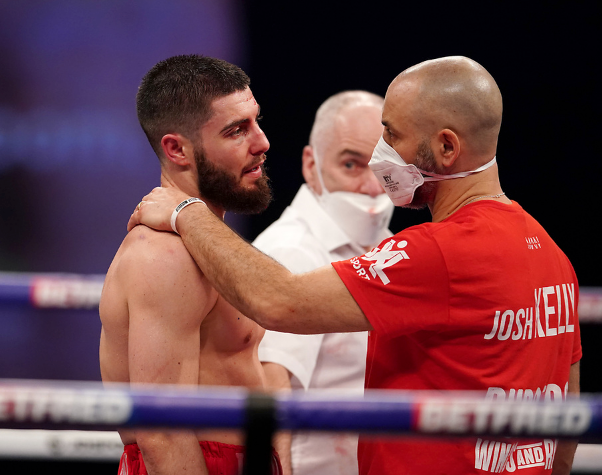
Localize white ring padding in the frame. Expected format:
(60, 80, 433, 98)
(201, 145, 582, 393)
(170, 197, 206, 234)
(0, 429, 122, 461)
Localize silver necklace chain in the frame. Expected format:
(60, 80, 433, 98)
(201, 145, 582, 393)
(465, 192, 506, 206)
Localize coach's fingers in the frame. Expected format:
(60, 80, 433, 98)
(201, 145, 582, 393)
(127, 203, 142, 231)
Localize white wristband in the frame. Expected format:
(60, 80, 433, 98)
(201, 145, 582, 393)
(170, 198, 205, 234)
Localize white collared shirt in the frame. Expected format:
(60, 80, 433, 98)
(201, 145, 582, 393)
(255, 184, 392, 475)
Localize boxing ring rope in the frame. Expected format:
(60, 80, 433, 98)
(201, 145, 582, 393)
(0, 271, 105, 309)
(1, 271, 602, 320)
(0, 428, 123, 461)
(1, 271, 602, 471)
(0, 381, 601, 470)
(1, 379, 602, 437)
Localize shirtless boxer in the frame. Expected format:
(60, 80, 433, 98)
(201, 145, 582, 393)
(99, 54, 281, 475)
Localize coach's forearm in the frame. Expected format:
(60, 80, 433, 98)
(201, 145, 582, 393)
(177, 203, 300, 331)
(175, 203, 370, 334)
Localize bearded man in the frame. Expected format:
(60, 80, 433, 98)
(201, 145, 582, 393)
(99, 54, 281, 475)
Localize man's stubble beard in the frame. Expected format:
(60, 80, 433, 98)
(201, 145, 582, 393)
(194, 147, 272, 214)
(404, 138, 440, 210)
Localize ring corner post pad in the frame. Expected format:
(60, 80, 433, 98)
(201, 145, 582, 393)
(243, 391, 277, 475)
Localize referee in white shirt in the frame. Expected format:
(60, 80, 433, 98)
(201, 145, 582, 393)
(255, 91, 395, 475)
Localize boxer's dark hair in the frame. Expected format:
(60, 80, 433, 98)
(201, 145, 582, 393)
(137, 54, 250, 156)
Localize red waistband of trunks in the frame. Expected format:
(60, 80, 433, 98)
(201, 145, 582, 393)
(118, 441, 282, 475)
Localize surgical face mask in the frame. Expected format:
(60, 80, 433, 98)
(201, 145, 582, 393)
(369, 136, 497, 206)
(313, 150, 394, 247)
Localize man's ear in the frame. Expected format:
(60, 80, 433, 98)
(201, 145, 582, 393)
(160, 134, 194, 166)
(436, 129, 461, 169)
(301, 145, 321, 194)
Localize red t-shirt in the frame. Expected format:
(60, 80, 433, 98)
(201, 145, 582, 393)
(333, 201, 581, 475)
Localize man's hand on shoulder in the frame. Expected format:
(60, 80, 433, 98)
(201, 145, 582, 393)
(128, 184, 191, 232)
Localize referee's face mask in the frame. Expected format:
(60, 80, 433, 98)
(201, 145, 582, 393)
(369, 136, 497, 206)
(312, 149, 394, 248)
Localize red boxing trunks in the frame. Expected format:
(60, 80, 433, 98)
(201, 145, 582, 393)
(118, 441, 283, 475)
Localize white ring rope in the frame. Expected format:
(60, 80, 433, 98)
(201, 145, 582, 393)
(0, 429, 122, 461)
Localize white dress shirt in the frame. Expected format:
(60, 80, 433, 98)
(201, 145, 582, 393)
(255, 184, 391, 475)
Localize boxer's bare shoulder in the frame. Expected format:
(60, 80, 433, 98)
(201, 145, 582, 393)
(100, 225, 266, 445)
(99, 224, 218, 385)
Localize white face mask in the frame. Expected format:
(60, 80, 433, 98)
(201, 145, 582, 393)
(369, 136, 497, 206)
(313, 150, 394, 247)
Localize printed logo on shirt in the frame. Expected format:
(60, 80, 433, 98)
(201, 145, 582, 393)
(475, 439, 557, 472)
(525, 236, 541, 250)
(350, 239, 409, 284)
(483, 283, 576, 341)
(473, 384, 570, 472)
(416, 381, 587, 473)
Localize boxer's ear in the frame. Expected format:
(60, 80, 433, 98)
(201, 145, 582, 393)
(160, 134, 194, 166)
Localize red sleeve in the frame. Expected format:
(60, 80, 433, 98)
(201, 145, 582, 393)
(332, 227, 450, 339)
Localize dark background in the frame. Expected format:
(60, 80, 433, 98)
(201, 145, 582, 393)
(0, 1, 599, 473)
(244, 1, 600, 286)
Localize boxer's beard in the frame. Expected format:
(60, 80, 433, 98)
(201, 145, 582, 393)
(194, 148, 272, 214)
